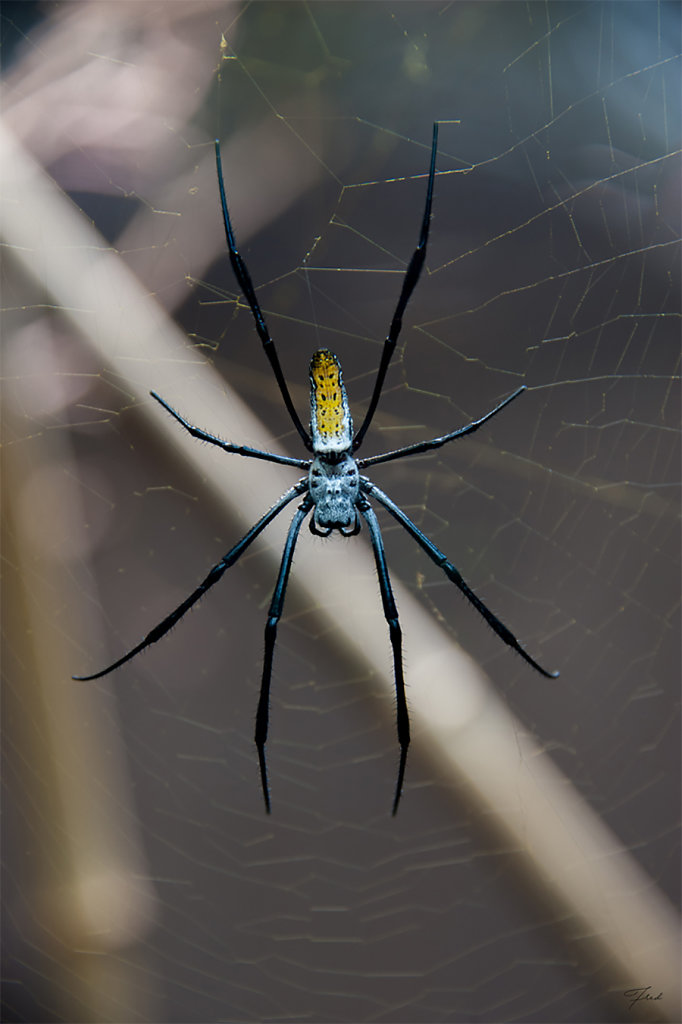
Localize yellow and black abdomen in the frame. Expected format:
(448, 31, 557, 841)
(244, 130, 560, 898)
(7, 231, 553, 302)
(309, 349, 353, 455)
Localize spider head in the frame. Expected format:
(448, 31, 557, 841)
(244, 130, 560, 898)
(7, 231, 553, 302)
(309, 454, 360, 536)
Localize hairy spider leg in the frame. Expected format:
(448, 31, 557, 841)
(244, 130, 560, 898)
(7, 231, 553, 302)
(361, 480, 559, 680)
(255, 496, 314, 812)
(358, 385, 526, 469)
(72, 481, 308, 681)
(357, 497, 409, 815)
(150, 391, 310, 469)
(214, 140, 312, 450)
(353, 122, 440, 451)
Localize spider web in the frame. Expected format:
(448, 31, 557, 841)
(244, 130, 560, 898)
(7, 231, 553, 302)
(2, 3, 680, 1023)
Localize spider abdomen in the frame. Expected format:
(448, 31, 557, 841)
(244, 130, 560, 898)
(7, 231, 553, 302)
(309, 349, 353, 455)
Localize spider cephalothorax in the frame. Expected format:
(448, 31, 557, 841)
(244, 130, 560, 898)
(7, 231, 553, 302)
(75, 124, 558, 816)
(308, 451, 361, 537)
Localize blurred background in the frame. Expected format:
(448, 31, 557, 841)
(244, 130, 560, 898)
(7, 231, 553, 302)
(2, 2, 680, 1022)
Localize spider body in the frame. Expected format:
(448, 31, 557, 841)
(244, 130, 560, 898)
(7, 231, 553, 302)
(75, 124, 558, 815)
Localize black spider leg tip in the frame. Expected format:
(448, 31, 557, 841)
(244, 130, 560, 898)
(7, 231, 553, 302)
(358, 497, 410, 815)
(149, 391, 311, 469)
(362, 480, 559, 681)
(72, 480, 308, 682)
(353, 122, 440, 453)
(357, 385, 527, 470)
(214, 139, 312, 452)
(254, 497, 313, 813)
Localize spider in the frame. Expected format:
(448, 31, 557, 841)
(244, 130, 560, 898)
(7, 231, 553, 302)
(75, 123, 558, 815)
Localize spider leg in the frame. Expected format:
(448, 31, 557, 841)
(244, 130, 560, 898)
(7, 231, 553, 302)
(353, 123, 439, 452)
(73, 480, 308, 681)
(358, 386, 526, 469)
(151, 391, 310, 468)
(361, 480, 559, 680)
(214, 140, 312, 451)
(255, 496, 314, 813)
(357, 496, 410, 816)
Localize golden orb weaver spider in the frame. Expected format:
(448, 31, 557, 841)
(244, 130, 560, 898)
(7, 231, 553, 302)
(75, 123, 558, 815)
